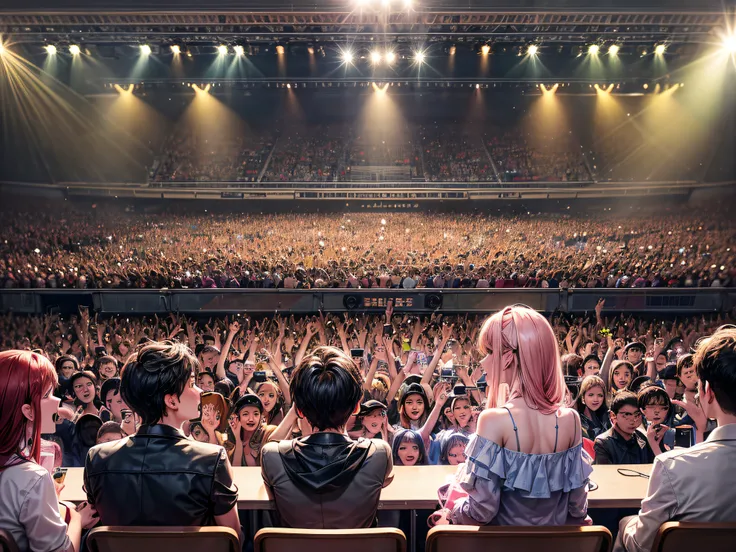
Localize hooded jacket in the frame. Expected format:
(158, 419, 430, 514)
(261, 432, 393, 528)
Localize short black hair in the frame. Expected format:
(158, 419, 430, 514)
(610, 390, 639, 414)
(97, 421, 124, 442)
(120, 341, 198, 426)
(100, 377, 121, 403)
(289, 346, 363, 431)
(637, 385, 671, 410)
(693, 326, 736, 415)
(55, 354, 79, 374)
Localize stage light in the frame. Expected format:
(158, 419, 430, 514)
(385, 51, 396, 63)
(413, 50, 425, 64)
(449, 45, 456, 56)
(608, 44, 620, 56)
(643, 83, 649, 89)
(475, 83, 480, 89)
(170, 45, 181, 55)
(0, 43, 4, 55)
(217, 45, 228, 55)
(69, 44, 81, 55)
(371, 50, 382, 64)
(234, 45, 244, 56)
(527, 44, 539, 56)
(140, 44, 152, 55)
(481, 44, 491, 56)
(45, 44, 57, 55)
(588, 44, 600, 55)
(724, 35, 736, 54)
(276, 45, 285, 55)
(341, 49, 354, 64)
(655, 43, 666, 56)
(287, 83, 291, 88)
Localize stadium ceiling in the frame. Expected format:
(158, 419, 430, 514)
(1, 1, 734, 45)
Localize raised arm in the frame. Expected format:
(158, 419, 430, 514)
(217, 320, 241, 381)
(421, 323, 453, 386)
(418, 382, 450, 448)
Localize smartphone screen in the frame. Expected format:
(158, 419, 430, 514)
(675, 426, 695, 448)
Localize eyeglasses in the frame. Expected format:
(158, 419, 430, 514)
(617, 411, 642, 420)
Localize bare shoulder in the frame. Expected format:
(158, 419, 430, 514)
(476, 408, 512, 441)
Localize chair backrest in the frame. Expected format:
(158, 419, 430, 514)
(254, 527, 407, 552)
(426, 525, 612, 552)
(86, 526, 240, 552)
(0, 530, 20, 552)
(652, 522, 736, 552)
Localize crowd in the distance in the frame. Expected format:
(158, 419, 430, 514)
(2, 205, 734, 290)
(3, 301, 736, 552)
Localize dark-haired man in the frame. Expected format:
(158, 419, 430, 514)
(593, 391, 655, 465)
(261, 346, 393, 528)
(615, 326, 736, 552)
(84, 341, 241, 540)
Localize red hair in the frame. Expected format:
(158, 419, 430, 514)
(0, 350, 58, 464)
(479, 306, 565, 414)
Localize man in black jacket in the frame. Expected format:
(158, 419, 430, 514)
(84, 341, 242, 540)
(594, 391, 656, 464)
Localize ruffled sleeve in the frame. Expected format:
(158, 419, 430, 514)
(448, 434, 593, 526)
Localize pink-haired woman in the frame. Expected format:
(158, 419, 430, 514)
(436, 305, 593, 526)
(0, 350, 98, 551)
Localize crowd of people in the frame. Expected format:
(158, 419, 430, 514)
(147, 122, 614, 184)
(2, 300, 736, 552)
(2, 205, 734, 290)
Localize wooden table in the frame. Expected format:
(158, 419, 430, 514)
(60, 463, 650, 510)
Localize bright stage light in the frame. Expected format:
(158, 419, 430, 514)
(608, 44, 620, 56)
(481, 44, 491, 56)
(69, 44, 81, 56)
(45, 44, 57, 55)
(217, 45, 228, 55)
(234, 45, 245, 56)
(0, 43, 4, 55)
(527, 44, 539, 56)
(276, 45, 285, 55)
(140, 44, 152, 55)
(724, 35, 736, 54)
(404, 0, 413, 8)
(170, 45, 181, 55)
(413, 50, 425, 64)
(385, 51, 396, 63)
(588, 44, 600, 55)
(371, 50, 382, 64)
(449, 45, 456, 56)
(341, 49, 354, 64)
(655, 44, 666, 56)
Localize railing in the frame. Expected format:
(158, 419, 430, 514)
(1, 288, 733, 316)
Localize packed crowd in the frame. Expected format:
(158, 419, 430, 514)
(2, 206, 734, 290)
(148, 122, 610, 184)
(3, 300, 736, 552)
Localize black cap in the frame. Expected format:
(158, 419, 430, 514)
(624, 342, 646, 354)
(358, 400, 387, 417)
(399, 383, 427, 405)
(233, 393, 263, 415)
(630, 376, 651, 393)
(659, 363, 678, 381)
(403, 374, 422, 387)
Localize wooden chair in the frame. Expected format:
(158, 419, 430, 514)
(652, 521, 736, 552)
(254, 527, 407, 552)
(86, 526, 240, 552)
(0, 530, 20, 552)
(426, 525, 612, 552)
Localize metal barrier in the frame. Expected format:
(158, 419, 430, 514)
(1, 288, 733, 316)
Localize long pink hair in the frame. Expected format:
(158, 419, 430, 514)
(478, 306, 565, 414)
(0, 350, 58, 464)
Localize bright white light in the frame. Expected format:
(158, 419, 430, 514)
(655, 44, 666, 56)
(217, 45, 228, 55)
(588, 44, 600, 55)
(527, 44, 539, 56)
(45, 45, 57, 55)
(69, 44, 81, 55)
(140, 44, 152, 55)
(234, 45, 245, 56)
(413, 50, 425, 64)
(0, 43, 5, 55)
(170, 45, 181, 55)
(341, 49, 354, 64)
(481, 44, 491, 56)
(608, 44, 620, 56)
(276, 45, 285, 55)
(371, 50, 382, 64)
(385, 51, 396, 63)
(404, 0, 413, 8)
(724, 35, 736, 53)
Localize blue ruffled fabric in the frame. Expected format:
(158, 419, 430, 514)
(458, 434, 593, 499)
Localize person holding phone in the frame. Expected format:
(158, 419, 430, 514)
(0, 350, 98, 552)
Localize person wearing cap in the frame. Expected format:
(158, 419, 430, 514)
(624, 342, 646, 377)
(229, 393, 276, 467)
(658, 362, 679, 400)
(349, 400, 390, 442)
(261, 346, 393, 529)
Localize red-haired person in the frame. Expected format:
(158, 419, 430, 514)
(0, 350, 98, 552)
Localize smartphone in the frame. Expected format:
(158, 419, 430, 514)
(121, 409, 133, 425)
(94, 346, 107, 357)
(383, 324, 393, 337)
(675, 425, 695, 448)
(52, 468, 68, 485)
(350, 348, 364, 358)
(253, 371, 268, 383)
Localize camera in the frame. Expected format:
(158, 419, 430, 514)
(383, 324, 393, 337)
(440, 368, 458, 383)
(253, 371, 268, 383)
(350, 348, 364, 358)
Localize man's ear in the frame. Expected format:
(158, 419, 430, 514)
(609, 410, 616, 425)
(163, 393, 179, 411)
(702, 381, 715, 404)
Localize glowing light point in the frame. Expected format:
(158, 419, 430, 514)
(234, 45, 244, 56)
(608, 44, 620, 56)
(481, 44, 491, 56)
(414, 50, 425, 64)
(385, 51, 396, 63)
(588, 44, 600, 55)
(45, 44, 57, 55)
(69, 44, 81, 55)
(217, 45, 228, 55)
(170, 45, 181, 55)
(341, 50, 354, 64)
(140, 44, 152, 55)
(371, 50, 382, 64)
(655, 44, 666, 56)
(276, 45, 285, 55)
(527, 44, 539, 56)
